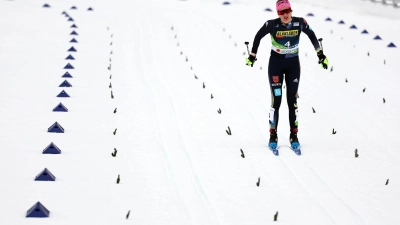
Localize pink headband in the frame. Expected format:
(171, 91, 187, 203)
(276, 0, 291, 11)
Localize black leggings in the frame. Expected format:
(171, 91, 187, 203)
(268, 56, 300, 130)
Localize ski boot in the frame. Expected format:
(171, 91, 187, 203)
(269, 129, 279, 155)
(289, 128, 301, 155)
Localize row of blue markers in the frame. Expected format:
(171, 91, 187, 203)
(227, 3, 397, 47)
(265, 8, 397, 47)
(26, 4, 93, 218)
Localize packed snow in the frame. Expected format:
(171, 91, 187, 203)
(0, 0, 399, 224)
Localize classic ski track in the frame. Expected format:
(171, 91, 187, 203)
(176, 21, 336, 224)
(150, 23, 221, 225)
(138, 17, 219, 225)
(281, 141, 367, 224)
(134, 19, 192, 224)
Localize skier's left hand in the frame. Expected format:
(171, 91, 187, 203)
(317, 50, 328, 69)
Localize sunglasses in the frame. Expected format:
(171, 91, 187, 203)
(277, 8, 292, 15)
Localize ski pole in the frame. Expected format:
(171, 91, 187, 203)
(244, 41, 250, 55)
(317, 38, 327, 68)
(318, 38, 323, 51)
(244, 41, 256, 67)
(318, 38, 323, 64)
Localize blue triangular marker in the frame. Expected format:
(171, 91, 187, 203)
(88, 7, 93, 11)
(43, 4, 50, 8)
(361, 30, 369, 34)
(350, 25, 357, 29)
(70, 31, 78, 35)
(374, 35, 382, 40)
(68, 46, 77, 52)
(223, 1, 230, 5)
(26, 202, 50, 218)
(71, 6, 77, 10)
(68, 17, 74, 21)
(43, 142, 62, 153)
(64, 63, 74, 69)
(66, 54, 75, 60)
(388, 42, 397, 48)
(265, 8, 272, 12)
(325, 17, 332, 21)
(48, 122, 65, 132)
(53, 102, 68, 112)
(307, 13, 314, 16)
(71, 24, 78, 28)
(59, 80, 72, 87)
(35, 168, 56, 181)
(70, 38, 78, 43)
(338, 20, 345, 24)
(62, 11, 66, 15)
(57, 90, 70, 98)
(62, 72, 73, 78)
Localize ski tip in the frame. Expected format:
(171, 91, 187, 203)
(269, 148, 279, 156)
(292, 148, 301, 155)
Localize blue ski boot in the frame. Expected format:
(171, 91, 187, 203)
(290, 128, 301, 155)
(269, 129, 279, 155)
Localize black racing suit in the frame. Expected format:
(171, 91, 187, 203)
(251, 17, 321, 130)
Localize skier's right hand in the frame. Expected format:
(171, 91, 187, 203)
(245, 54, 257, 67)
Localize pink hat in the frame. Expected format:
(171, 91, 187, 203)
(276, 0, 291, 11)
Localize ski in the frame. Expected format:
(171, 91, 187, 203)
(290, 146, 301, 155)
(268, 146, 279, 156)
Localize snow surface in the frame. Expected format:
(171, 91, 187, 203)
(0, 0, 399, 224)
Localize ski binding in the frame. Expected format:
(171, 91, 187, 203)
(290, 142, 301, 155)
(268, 143, 279, 156)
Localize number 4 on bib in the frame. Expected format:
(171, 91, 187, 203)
(284, 41, 291, 48)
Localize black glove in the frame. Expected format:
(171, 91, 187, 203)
(245, 54, 257, 67)
(317, 50, 328, 70)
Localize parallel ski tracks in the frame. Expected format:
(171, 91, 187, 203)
(135, 18, 220, 225)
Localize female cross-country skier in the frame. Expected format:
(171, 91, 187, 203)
(245, 0, 329, 153)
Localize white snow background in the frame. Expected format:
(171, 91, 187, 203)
(0, 0, 399, 224)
